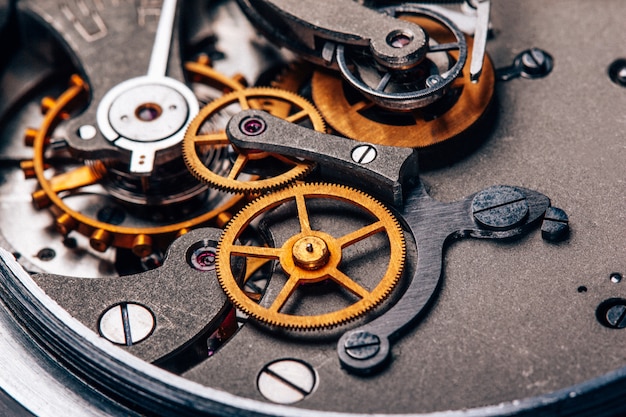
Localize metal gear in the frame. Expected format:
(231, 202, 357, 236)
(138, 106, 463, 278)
(23, 63, 248, 257)
(216, 182, 406, 330)
(311, 14, 495, 148)
(182, 87, 326, 194)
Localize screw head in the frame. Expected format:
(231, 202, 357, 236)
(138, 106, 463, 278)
(239, 116, 267, 136)
(426, 75, 443, 88)
(520, 48, 553, 78)
(471, 186, 529, 230)
(344, 331, 381, 360)
(608, 59, 626, 87)
(596, 298, 626, 329)
(351, 145, 377, 164)
(605, 304, 626, 329)
(541, 206, 569, 242)
(257, 359, 317, 404)
(99, 302, 155, 346)
(77, 124, 97, 140)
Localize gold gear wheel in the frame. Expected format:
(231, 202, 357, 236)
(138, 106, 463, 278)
(216, 182, 406, 330)
(182, 87, 326, 194)
(311, 15, 495, 148)
(22, 59, 249, 257)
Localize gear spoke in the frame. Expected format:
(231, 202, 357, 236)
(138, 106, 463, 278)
(238, 94, 252, 110)
(183, 87, 324, 193)
(49, 164, 103, 193)
(337, 220, 385, 248)
(311, 15, 494, 148)
(27, 63, 247, 255)
(268, 275, 301, 313)
(375, 72, 392, 92)
(193, 131, 230, 146)
(329, 268, 370, 299)
(216, 183, 406, 329)
(285, 109, 309, 124)
(227, 154, 249, 180)
(229, 245, 283, 259)
(295, 193, 311, 233)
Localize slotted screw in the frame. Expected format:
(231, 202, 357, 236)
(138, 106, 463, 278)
(471, 186, 529, 230)
(343, 331, 381, 360)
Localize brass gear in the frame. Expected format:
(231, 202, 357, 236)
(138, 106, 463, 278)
(23, 59, 249, 257)
(311, 15, 495, 148)
(184, 54, 248, 94)
(216, 182, 406, 330)
(182, 87, 326, 194)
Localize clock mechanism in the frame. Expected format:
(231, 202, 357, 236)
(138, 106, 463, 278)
(0, 1, 624, 416)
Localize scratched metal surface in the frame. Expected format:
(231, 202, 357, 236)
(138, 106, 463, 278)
(0, 1, 624, 416)
(186, 0, 626, 413)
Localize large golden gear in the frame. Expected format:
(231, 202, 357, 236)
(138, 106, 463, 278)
(182, 87, 325, 194)
(22, 59, 249, 257)
(310, 15, 495, 148)
(216, 182, 406, 330)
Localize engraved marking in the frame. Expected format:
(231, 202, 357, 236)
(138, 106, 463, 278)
(60, 1, 108, 43)
(138, 0, 162, 28)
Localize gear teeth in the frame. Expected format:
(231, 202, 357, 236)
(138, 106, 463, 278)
(310, 15, 494, 149)
(215, 182, 406, 331)
(28, 67, 246, 255)
(182, 87, 326, 194)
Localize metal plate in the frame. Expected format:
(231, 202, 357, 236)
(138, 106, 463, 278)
(0, 1, 624, 416)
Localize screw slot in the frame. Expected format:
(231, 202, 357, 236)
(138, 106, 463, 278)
(257, 359, 317, 404)
(98, 302, 156, 345)
(596, 298, 626, 329)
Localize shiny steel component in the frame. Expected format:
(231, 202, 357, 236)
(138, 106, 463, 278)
(468, 0, 490, 81)
(216, 182, 405, 329)
(253, 0, 428, 69)
(183, 87, 325, 194)
(32, 227, 232, 367)
(335, 7, 467, 110)
(257, 359, 317, 404)
(311, 11, 494, 148)
(98, 303, 156, 346)
(239, 1, 468, 109)
(225, 110, 418, 207)
(94, 0, 195, 174)
(1, 1, 626, 416)
(97, 77, 197, 174)
(225, 108, 553, 372)
(496, 48, 554, 81)
(25, 75, 243, 256)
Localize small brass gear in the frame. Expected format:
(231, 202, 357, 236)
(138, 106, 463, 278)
(23, 59, 249, 257)
(182, 87, 326, 194)
(216, 182, 406, 330)
(311, 14, 495, 148)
